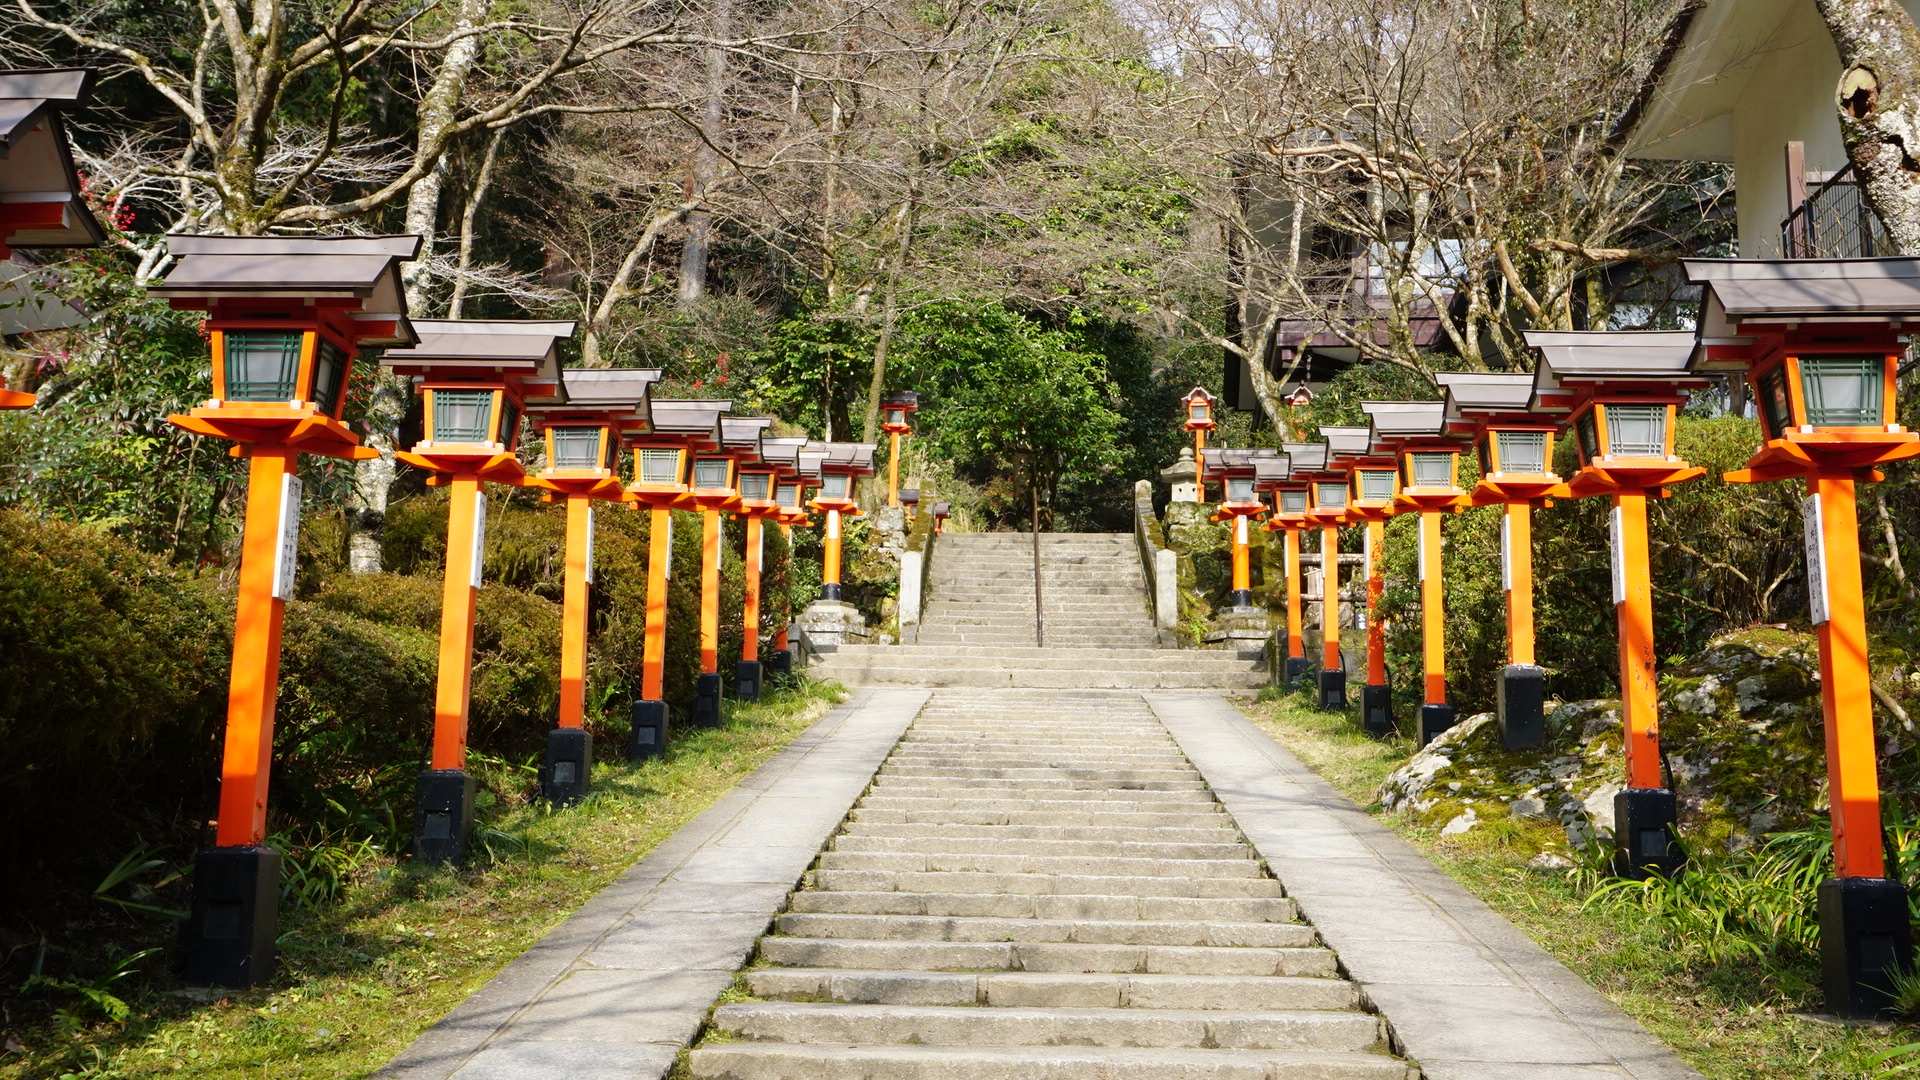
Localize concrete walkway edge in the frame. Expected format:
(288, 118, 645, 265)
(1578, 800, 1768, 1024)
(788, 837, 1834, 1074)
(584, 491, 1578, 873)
(376, 687, 930, 1080)
(1149, 693, 1706, 1080)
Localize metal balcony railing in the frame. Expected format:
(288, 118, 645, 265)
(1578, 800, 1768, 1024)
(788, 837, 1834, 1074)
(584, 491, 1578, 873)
(1781, 163, 1892, 259)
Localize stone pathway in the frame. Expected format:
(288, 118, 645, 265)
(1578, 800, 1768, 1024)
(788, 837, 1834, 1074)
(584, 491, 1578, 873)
(689, 690, 1412, 1079)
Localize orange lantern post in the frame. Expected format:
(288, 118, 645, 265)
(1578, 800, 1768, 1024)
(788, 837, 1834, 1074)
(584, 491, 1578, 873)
(151, 234, 419, 986)
(1365, 402, 1471, 745)
(1526, 330, 1708, 881)
(931, 500, 951, 533)
(1430, 374, 1562, 750)
(524, 368, 659, 805)
(765, 450, 821, 680)
(623, 400, 729, 758)
(1204, 448, 1274, 609)
(1182, 386, 1218, 500)
(799, 442, 876, 647)
(749, 437, 808, 690)
(1300, 446, 1352, 710)
(1341, 418, 1404, 738)
(1262, 444, 1325, 688)
(0, 69, 104, 401)
(1686, 258, 1920, 1015)
(381, 320, 573, 863)
(880, 390, 918, 507)
(680, 412, 768, 726)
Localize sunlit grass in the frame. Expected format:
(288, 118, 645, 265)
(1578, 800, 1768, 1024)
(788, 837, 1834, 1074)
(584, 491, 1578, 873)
(3, 679, 844, 1080)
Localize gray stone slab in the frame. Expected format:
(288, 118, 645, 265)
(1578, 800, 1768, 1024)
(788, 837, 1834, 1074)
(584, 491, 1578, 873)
(375, 688, 930, 1080)
(1147, 693, 1705, 1080)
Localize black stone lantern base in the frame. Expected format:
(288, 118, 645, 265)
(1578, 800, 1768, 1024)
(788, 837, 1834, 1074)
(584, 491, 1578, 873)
(1820, 877, 1915, 1017)
(412, 769, 476, 867)
(1360, 683, 1394, 737)
(1418, 703, 1456, 747)
(1611, 788, 1682, 880)
(690, 672, 724, 729)
(1497, 664, 1547, 751)
(736, 660, 763, 701)
(766, 648, 794, 681)
(181, 845, 281, 988)
(629, 699, 668, 762)
(1282, 655, 1312, 688)
(1317, 668, 1347, 711)
(540, 727, 593, 806)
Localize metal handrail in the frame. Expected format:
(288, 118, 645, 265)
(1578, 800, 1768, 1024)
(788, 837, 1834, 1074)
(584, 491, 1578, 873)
(1781, 162, 1890, 259)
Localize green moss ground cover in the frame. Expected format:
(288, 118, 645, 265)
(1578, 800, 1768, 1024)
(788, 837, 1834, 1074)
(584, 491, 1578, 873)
(0, 678, 844, 1080)
(1238, 688, 1915, 1080)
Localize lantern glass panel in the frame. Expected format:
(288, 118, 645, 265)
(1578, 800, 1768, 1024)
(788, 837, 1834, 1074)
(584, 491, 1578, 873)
(822, 473, 851, 499)
(1801, 356, 1884, 426)
(1227, 476, 1255, 502)
(1315, 481, 1347, 508)
(1280, 489, 1309, 514)
(1409, 452, 1454, 487)
(551, 426, 604, 470)
(1359, 469, 1396, 501)
(1574, 411, 1599, 463)
(740, 471, 772, 500)
(639, 447, 683, 484)
(311, 338, 348, 416)
(692, 458, 731, 489)
(1760, 366, 1793, 438)
(777, 484, 802, 507)
(498, 398, 521, 447)
(1494, 431, 1548, 474)
(433, 389, 496, 443)
(1191, 402, 1210, 421)
(224, 330, 304, 401)
(1604, 404, 1666, 457)
(885, 408, 906, 426)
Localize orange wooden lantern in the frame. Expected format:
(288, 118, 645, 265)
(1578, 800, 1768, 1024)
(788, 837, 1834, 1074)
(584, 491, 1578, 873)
(806, 441, 876, 603)
(152, 233, 418, 989)
(880, 390, 919, 507)
(1181, 386, 1218, 497)
(1525, 330, 1708, 882)
(523, 367, 659, 806)
(1295, 440, 1354, 710)
(1363, 401, 1471, 746)
(621, 398, 728, 757)
(1204, 447, 1275, 612)
(1338, 417, 1403, 738)
(1432, 373, 1562, 752)
(0, 69, 104, 404)
(1257, 451, 1312, 687)
(687, 413, 770, 719)
(1686, 257, 1920, 1015)
(380, 319, 572, 865)
(744, 435, 806, 691)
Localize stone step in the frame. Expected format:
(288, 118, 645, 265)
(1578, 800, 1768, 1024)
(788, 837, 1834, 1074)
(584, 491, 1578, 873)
(877, 765, 1198, 781)
(820, 645, 1247, 662)
(784, 892, 1296, 923)
(814, 852, 1261, 878)
(743, 969, 1352, 1011)
(844, 810, 1239, 828)
(838, 823, 1244, 844)
(829, 836, 1250, 860)
(689, 1042, 1411, 1079)
(855, 796, 1220, 813)
(806, 869, 1288, 898)
(809, 668, 1267, 690)
(755, 937, 1338, 977)
(710, 1001, 1381, 1052)
(773, 912, 1309, 947)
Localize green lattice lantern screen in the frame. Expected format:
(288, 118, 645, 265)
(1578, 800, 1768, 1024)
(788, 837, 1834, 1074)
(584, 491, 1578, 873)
(1226, 476, 1256, 503)
(1279, 489, 1309, 514)
(1604, 404, 1667, 458)
(549, 425, 608, 471)
(1492, 430, 1548, 474)
(1406, 452, 1455, 489)
(221, 330, 303, 402)
(636, 446, 686, 486)
(1313, 481, 1347, 509)
(690, 456, 734, 491)
(1800, 356, 1884, 427)
(429, 387, 501, 443)
(740, 470, 773, 501)
(821, 473, 851, 500)
(1355, 468, 1396, 503)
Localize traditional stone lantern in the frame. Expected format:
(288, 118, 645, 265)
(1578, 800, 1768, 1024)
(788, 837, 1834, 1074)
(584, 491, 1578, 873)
(799, 442, 876, 647)
(381, 319, 572, 864)
(1362, 401, 1470, 745)
(151, 233, 418, 988)
(1525, 330, 1708, 882)
(1339, 416, 1403, 738)
(1261, 444, 1323, 687)
(1182, 386, 1218, 499)
(1430, 373, 1561, 751)
(523, 367, 659, 806)
(880, 390, 919, 507)
(1685, 257, 1920, 1015)
(622, 398, 729, 761)
(1297, 439, 1355, 710)
(0, 68, 104, 392)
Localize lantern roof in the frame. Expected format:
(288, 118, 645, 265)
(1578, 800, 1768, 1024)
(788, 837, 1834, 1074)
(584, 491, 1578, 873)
(1523, 330, 1707, 414)
(1684, 258, 1920, 337)
(1181, 386, 1218, 405)
(0, 68, 104, 250)
(932, 501, 951, 517)
(882, 390, 919, 410)
(382, 318, 575, 403)
(1280, 441, 1328, 474)
(1252, 454, 1295, 489)
(647, 399, 730, 448)
(757, 436, 808, 472)
(720, 416, 773, 460)
(1203, 446, 1280, 479)
(805, 441, 878, 475)
(1319, 425, 1374, 463)
(524, 367, 657, 432)
(152, 234, 420, 346)
(795, 449, 827, 482)
(1434, 372, 1534, 414)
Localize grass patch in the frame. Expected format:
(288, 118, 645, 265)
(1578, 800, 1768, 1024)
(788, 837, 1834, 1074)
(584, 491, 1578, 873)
(2, 678, 845, 1080)
(1237, 686, 1914, 1080)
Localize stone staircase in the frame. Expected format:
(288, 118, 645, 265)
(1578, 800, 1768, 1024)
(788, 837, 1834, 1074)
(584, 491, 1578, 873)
(688, 691, 1412, 1079)
(810, 533, 1265, 690)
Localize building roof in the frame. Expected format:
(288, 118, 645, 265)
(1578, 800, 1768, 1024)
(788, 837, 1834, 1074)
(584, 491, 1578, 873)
(1683, 257, 1920, 334)
(0, 68, 103, 250)
(152, 234, 420, 344)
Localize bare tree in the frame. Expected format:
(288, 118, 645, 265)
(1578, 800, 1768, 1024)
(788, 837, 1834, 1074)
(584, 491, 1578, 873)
(1816, 0, 1920, 252)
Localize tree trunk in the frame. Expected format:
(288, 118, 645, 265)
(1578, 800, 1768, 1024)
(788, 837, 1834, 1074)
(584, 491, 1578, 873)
(680, 0, 732, 307)
(401, 0, 491, 304)
(860, 196, 916, 444)
(1816, 0, 1920, 252)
